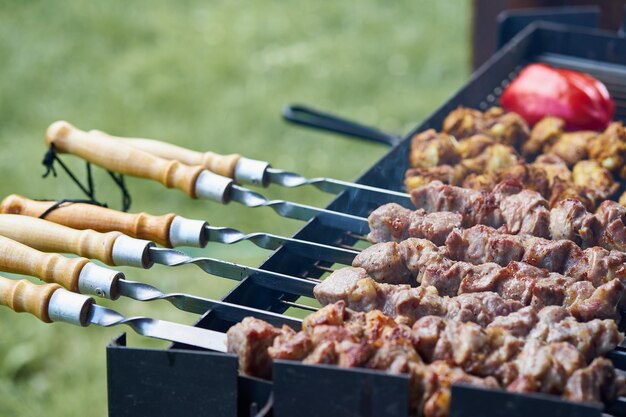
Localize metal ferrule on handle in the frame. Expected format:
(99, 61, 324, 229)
(77, 263, 123, 300)
(194, 170, 234, 203)
(111, 235, 155, 269)
(233, 157, 270, 187)
(169, 216, 208, 248)
(48, 289, 94, 327)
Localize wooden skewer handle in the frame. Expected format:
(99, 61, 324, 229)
(1, 195, 177, 247)
(89, 130, 242, 178)
(0, 275, 61, 322)
(0, 214, 122, 266)
(45, 121, 205, 197)
(0, 235, 89, 292)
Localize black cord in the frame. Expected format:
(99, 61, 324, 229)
(37, 198, 108, 219)
(41, 144, 132, 212)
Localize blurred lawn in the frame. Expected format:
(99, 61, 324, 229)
(0, 1, 470, 416)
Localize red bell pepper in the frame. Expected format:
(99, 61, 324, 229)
(500, 63, 614, 131)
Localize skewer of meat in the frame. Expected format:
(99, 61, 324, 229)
(374, 180, 626, 252)
(406, 108, 619, 209)
(315, 259, 624, 323)
(227, 301, 624, 416)
(368, 208, 626, 288)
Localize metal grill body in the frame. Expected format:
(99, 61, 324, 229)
(107, 19, 626, 417)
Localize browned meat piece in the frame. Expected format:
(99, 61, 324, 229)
(564, 358, 616, 404)
(447, 225, 522, 266)
(507, 340, 584, 394)
(595, 200, 626, 252)
(407, 210, 462, 246)
(226, 317, 281, 378)
(499, 189, 550, 237)
(587, 121, 626, 175)
(533, 154, 572, 186)
(409, 129, 460, 169)
(549, 199, 598, 247)
(411, 316, 446, 360)
(500, 163, 551, 198)
(442, 107, 485, 139)
(566, 279, 625, 321)
(397, 238, 451, 279)
(456, 134, 496, 158)
(520, 237, 581, 277)
(268, 326, 313, 361)
(351, 241, 412, 285)
(405, 165, 467, 191)
(416, 319, 523, 377)
(484, 110, 529, 148)
(367, 203, 412, 243)
(620, 190, 626, 207)
(522, 116, 565, 157)
(572, 160, 618, 203)
(487, 307, 538, 338)
(443, 106, 529, 146)
(422, 361, 500, 417)
(530, 273, 578, 310)
(367, 336, 421, 373)
(313, 267, 384, 313)
(443, 292, 522, 326)
(461, 143, 522, 174)
(411, 181, 505, 228)
(461, 172, 500, 191)
(387, 286, 449, 326)
(546, 131, 595, 165)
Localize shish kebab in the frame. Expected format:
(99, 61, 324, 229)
(2, 277, 621, 417)
(0, 214, 316, 302)
(0, 194, 359, 265)
(0, 232, 300, 328)
(377, 179, 626, 252)
(44, 121, 369, 235)
(228, 301, 626, 414)
(87, 128, 412, 207)
(364, 207, 626, 286)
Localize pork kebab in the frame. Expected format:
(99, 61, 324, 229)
(370, 180, 626, 253)
(227, 301, 626, 417)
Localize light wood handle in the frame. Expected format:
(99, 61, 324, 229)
(0, 235, 89, 292)
(45, 121, 206, 197)
(0, 214, 122, 265)
(89, 130, 241, 178)
(0, 275, 61, 322)
(0, 195, 176, 247)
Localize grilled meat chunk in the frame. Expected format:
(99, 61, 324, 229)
(226, 317, 281, 378)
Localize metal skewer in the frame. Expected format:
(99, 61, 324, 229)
(0, 214, 318, 298)
(89, 130, 412, 208)
(44, 121, 371, 235)
(1, 195, 361, 265)
(0, 275, 229, 351)
(0, 231, 304, 327)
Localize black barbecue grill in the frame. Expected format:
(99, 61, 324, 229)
(106, 17, 626, 417)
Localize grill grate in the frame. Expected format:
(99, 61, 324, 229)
(107, 22, 626, 417)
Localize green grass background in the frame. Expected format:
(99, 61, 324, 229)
(0, 1, 470, 415)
